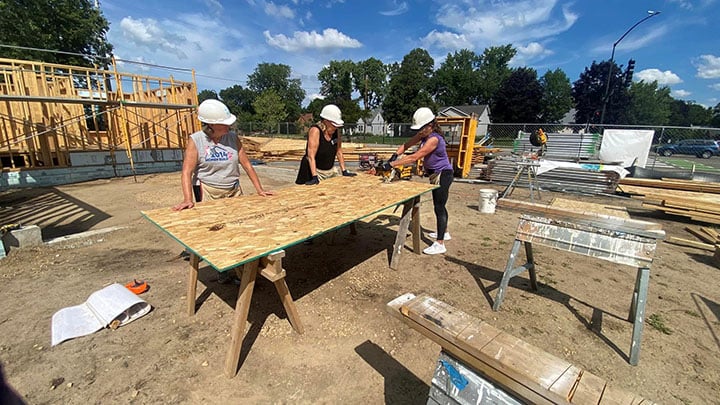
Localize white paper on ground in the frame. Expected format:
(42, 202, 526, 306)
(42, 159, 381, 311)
(51, 283, 151, 346)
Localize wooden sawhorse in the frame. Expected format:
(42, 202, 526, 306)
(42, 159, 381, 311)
(492, 213, 665, 365)
(187, 250, 304, 377)
(186, 195, 422, 377)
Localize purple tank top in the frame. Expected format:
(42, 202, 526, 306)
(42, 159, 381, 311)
(422, 132, 453, 171)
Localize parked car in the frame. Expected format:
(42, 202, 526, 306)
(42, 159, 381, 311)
(656, 139, 720, 159)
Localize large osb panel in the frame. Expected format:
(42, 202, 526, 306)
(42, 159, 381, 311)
(142, 175, 436, 270)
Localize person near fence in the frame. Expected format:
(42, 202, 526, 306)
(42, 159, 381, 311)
(295, 104, 356, 185)
(385, 107, 453, 255)
(173, 99, 274, 282)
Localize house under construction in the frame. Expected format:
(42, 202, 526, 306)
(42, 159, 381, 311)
(0, 57, 199, 188)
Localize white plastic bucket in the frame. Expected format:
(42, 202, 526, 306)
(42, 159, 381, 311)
(478, 189, 498, 214)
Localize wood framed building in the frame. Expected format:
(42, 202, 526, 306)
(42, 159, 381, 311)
(0, 57, 199, 188)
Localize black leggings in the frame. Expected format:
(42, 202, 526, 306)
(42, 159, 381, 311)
(431, 170, 454, 241)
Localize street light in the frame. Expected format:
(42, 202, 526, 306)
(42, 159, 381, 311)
(599, 10, 661, 124)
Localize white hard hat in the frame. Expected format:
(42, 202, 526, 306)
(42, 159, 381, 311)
(197, 99, 236, 125)
(410, 107, 436, 130)
(320, 104, 344, 127)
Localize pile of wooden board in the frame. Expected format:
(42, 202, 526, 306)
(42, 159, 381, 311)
(240, 136, 395, 162)
(618, 177, 720, 224)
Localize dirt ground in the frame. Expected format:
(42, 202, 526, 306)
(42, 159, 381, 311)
(1, 167, 719, 404)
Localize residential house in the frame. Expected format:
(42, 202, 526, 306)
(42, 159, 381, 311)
(356, 108, 388, 136)
(438, 105, 491, 137)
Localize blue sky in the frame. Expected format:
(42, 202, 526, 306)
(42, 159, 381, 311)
(101, 0, 720, 108)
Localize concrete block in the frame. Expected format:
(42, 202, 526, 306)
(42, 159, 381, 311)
(2, 225, 43, 250)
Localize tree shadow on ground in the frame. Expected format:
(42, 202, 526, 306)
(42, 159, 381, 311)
(354, 340, 430, 404)
(0, 187, 110, 239)
(190, 218, 406, 372)
(445, 254, 635, 363)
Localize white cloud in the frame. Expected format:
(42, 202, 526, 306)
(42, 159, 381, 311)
(427, 0, 578, 49)
(264, 28, 362, 52)
(263, 1, 295, 18)
(379, 1, 408, 16)
(517, 42, 553, 59)
(696, 54, 720, 79)
(672, 89, 691, 98)
(711, 83, 720, 91)
(668, 0, 694, 9)
(590, 25, 667, 56)
(635, 69, 683, 85)
(119, 17, 191, 59)
(421, 30, 473, 50)
(204, 0, 223, 14)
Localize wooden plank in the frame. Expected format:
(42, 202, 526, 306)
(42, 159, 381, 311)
(666, 237, 715, 251)
(498, 199, 664, 237)
(550, 197, 630, 219)
(619, 177, 720, 194)
(386, 294, 656, 405)
(701, 227, 720, 242)
(685, 226, 717, 244)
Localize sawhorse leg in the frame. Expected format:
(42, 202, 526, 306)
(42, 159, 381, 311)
(225, 260, 259, 377)
(628, 267, 650, 366)
(390, 197, 421, 270)
(493, 240, 537, 311)
(187, 253, 200, 316)
(225, 250, 304, 377)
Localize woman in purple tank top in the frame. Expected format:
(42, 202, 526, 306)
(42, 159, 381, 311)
(386, 107, 454, 255)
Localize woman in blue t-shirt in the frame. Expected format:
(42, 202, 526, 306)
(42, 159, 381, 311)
(387, 107, 453, 255)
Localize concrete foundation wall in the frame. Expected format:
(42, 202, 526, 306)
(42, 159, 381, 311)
(1, 149, 184, 189)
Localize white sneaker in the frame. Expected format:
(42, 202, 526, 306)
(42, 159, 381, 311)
(428, 232, 451, 240)
(423, 242, 447, 255)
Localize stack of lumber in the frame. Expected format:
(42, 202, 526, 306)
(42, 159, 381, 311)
(240, 136, 392, 162)
(446, 144, 502, 165)
(619, 178, 720, 224)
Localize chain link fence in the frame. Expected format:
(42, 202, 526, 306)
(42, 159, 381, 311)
(236, 120, 720, 176)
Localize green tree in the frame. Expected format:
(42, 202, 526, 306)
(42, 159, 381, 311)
(219, 85, 256, 122)
(353, 58, 387, 111)
(0, 0, 113, 67)
(712, 102, 720, 127)
(247, 63, 305, 121)
(572, 60, 629, 124)
(431, 49, 482, 106)
(539, 69, 573, 123)
(626, 81, 671, 125)
(477, 45, 516, 105)
(491, 67, 543, 123)
(318, 60, 365, 125)
(252, 89, 286, 133)
(669, 100, 713, 127)
(318, 60, 355, 102)
(383, 48, 435, 125)
(197, 89, 218, 104)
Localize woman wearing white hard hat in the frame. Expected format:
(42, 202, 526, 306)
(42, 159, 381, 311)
(295, 104, 356, 185)
(173, 99, 275, 281)
(385, 107, 453, 255)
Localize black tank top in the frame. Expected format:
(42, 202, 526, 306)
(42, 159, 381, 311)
(307, 124, 338, 170)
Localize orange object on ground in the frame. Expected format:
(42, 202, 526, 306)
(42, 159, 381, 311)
(125, 279, 149, 294)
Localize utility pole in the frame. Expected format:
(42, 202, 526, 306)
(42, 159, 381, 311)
(599, 10, 661, 125)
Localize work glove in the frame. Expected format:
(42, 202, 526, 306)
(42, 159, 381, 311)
(305, 176, 320, 185)
(382, 162, 393, 172)
(388, 153, 398, 163)
(342, 169, 357, 177)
